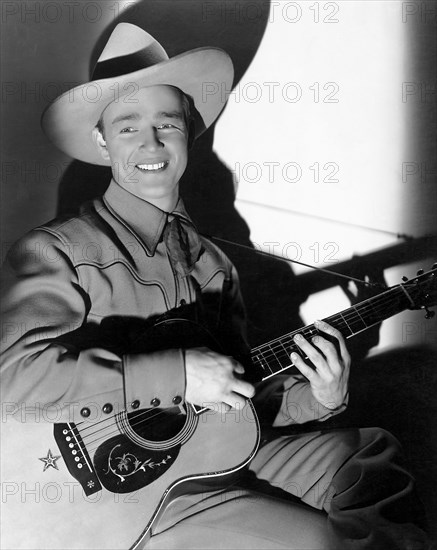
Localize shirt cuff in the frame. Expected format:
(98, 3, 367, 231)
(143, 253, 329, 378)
(123, 349, 186, 412)
(273, 376, 349, 426)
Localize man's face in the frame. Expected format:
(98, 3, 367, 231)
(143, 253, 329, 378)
(96, 85, 189, 207)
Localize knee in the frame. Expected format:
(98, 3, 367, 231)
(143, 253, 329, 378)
(358, 427, 402, 459)
(327, 427, 402, 463)
(328, 428, 407, 496)
(328, 428, 415, 514)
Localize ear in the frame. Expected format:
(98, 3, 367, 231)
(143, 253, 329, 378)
(92, 127, 110, 162)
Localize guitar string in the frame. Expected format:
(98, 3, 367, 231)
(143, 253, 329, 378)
(265, 297, 403, 358)
(79, 406, 186, 454)
(251, 288, 408, 375)
(78, 405, 179, 441)
(78, 401, 171, 433)
(255, 282, 409, 353)
(254, 287, 396, 353)
(78, 289, 406, 453)
(252, 298, 406, 375)
(75, 276, 431, 452)
(255, 302, 402, 366)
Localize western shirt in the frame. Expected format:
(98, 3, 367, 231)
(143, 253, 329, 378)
(1, 180, 343, 424)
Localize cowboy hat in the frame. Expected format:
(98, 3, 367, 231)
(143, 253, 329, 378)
(41, 23, 234, 166)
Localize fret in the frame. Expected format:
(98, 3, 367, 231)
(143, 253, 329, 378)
(278, 339, 292, 361)
(267, 343, 283, 370)
(302, 325, 317, 338)
(337, 312, 354, 336)
(354, 306, 368, 326)
(252, 340, 291, 379)
(281, 335, 295, 351)
(357, 296, 387, 327)
(347, 306, 368, 333)
(248, 267, 437, 384)
(251, 350, 273, 376)
(274, 340, 293, 366)
(281, 334, 301, 356)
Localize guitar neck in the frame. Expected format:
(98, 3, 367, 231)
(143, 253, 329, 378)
(250, 283, 415, 382)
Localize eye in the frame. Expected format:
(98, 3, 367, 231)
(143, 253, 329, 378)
(120, 127, 136, 134)
(157, 124, 177, 130)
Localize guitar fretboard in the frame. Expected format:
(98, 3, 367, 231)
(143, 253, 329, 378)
(250, 283, 413, 381)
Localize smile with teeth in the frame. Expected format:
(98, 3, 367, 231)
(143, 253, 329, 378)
(136, 161, 168, 171)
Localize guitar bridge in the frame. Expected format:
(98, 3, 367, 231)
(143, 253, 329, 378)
(54, 423, 102, 496)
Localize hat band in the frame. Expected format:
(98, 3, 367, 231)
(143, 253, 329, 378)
(92, 42, 169, 80)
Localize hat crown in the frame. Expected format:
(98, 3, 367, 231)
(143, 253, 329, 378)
(42, 23, 234, 165)
(93, 23, 169, 80)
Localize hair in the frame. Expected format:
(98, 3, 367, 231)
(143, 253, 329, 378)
(95, 87, 194, 144)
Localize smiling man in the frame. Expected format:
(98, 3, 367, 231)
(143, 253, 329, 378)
(0, 23, 431, 550)
(93, 86, 191, 209)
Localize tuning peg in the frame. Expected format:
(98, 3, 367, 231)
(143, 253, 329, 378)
(402, 276, 408, 282)
(417, 269, 424, 276)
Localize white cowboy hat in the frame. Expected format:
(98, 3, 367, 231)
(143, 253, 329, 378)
(41, 23, 234, 166)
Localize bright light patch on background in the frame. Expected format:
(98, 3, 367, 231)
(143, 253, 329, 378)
(214, 1, 414, 351)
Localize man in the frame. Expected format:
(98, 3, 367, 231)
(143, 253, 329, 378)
(0, 23, 430, 549)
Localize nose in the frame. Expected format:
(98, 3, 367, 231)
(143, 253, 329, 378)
(139, 127, 163, 152)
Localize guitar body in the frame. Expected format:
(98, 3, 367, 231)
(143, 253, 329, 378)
(1, 401, 259, 549)
(1, 317, 260, 550)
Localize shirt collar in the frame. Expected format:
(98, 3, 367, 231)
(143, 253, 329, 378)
(103, 179, 194, 256)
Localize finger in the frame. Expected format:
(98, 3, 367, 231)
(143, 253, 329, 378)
(309, 335, 340, 372)
(223, 392, 250, 410)
(232, 379, 256, 399)
(315, 320, 350, 365)
(293, 333, 324, 366)
(232, 360, 245, 375)
(290, 352, 317, 380)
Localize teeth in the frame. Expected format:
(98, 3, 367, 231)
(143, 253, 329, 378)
(137, 161, 167, 171)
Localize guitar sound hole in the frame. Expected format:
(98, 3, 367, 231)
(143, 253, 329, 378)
(128, 407, 187, 442)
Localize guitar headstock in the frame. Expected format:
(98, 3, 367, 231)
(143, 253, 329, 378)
(401, 264, 437, 317)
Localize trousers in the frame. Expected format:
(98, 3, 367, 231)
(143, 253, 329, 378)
(146, 427, 430, 550)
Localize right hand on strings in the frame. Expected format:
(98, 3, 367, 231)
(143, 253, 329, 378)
(185, 347, 255, 410)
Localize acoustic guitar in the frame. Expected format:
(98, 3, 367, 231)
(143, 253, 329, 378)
(1, 266, 436, 549)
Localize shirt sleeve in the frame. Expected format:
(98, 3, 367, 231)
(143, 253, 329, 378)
(0, 230, 185, 423)
(253, 374, 348, 426)
(218, 260, 347, 426)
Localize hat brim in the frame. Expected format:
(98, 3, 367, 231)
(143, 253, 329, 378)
(41, 48, 233, 166)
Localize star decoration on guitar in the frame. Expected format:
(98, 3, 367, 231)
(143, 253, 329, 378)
(39, 449, 61, 472)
